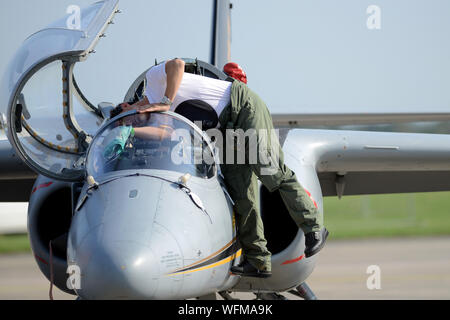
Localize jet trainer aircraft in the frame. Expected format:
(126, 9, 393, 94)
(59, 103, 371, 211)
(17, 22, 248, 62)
(0, 0, 450, 300)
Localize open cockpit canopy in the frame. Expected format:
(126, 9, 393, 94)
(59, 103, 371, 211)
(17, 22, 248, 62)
(0, 0, 119, 181)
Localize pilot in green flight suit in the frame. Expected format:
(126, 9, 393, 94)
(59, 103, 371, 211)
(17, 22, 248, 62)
(117, 59, 329, 278)
(220, 79, 328, 277)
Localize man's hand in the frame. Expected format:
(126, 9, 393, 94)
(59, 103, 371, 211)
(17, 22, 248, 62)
(137, 103, 171, 114)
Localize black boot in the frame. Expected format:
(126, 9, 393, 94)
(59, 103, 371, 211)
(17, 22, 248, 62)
(304, 227, 329, 258)
(230, 260, 272, 278)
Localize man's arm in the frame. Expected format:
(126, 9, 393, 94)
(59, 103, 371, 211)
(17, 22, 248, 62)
(131, 96, 169, 113)
(133, 58, 185, 113)
(117, 96, 149, 112)
(164, 58, 185, 102)
(133, 126, 172, 140)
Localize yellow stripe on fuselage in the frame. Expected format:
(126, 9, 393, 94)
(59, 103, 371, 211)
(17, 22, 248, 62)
(167, 249, 242, 276)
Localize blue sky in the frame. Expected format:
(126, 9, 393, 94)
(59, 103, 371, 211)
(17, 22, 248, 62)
(231, 0, 450, 113)
(0, 0, 449, 114)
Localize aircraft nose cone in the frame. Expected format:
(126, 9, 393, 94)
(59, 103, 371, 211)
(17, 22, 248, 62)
(75, 239, 159, 299)
(69, 176, 189, 299)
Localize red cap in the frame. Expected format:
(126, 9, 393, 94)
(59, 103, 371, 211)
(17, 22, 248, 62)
(223, 62, 247, 84)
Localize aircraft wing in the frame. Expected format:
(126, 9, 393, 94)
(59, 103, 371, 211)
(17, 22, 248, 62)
(1, 122, 450, 202)
(272, 112, 450, 127)
(282, 129, 450, 197)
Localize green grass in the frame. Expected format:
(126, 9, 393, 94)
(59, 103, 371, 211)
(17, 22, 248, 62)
(324, 191, 450, 239)
(0, 234, 31, 254)
(1, 191, 450, 253)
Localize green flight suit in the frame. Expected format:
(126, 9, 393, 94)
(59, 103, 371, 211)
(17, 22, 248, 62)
(218, 80, 323, 272)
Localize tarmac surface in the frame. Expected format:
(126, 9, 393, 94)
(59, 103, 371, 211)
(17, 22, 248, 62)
(0, 236, 449, 300)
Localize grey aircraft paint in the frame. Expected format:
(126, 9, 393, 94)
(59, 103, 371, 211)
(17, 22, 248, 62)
(0, 0, 449, 300)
